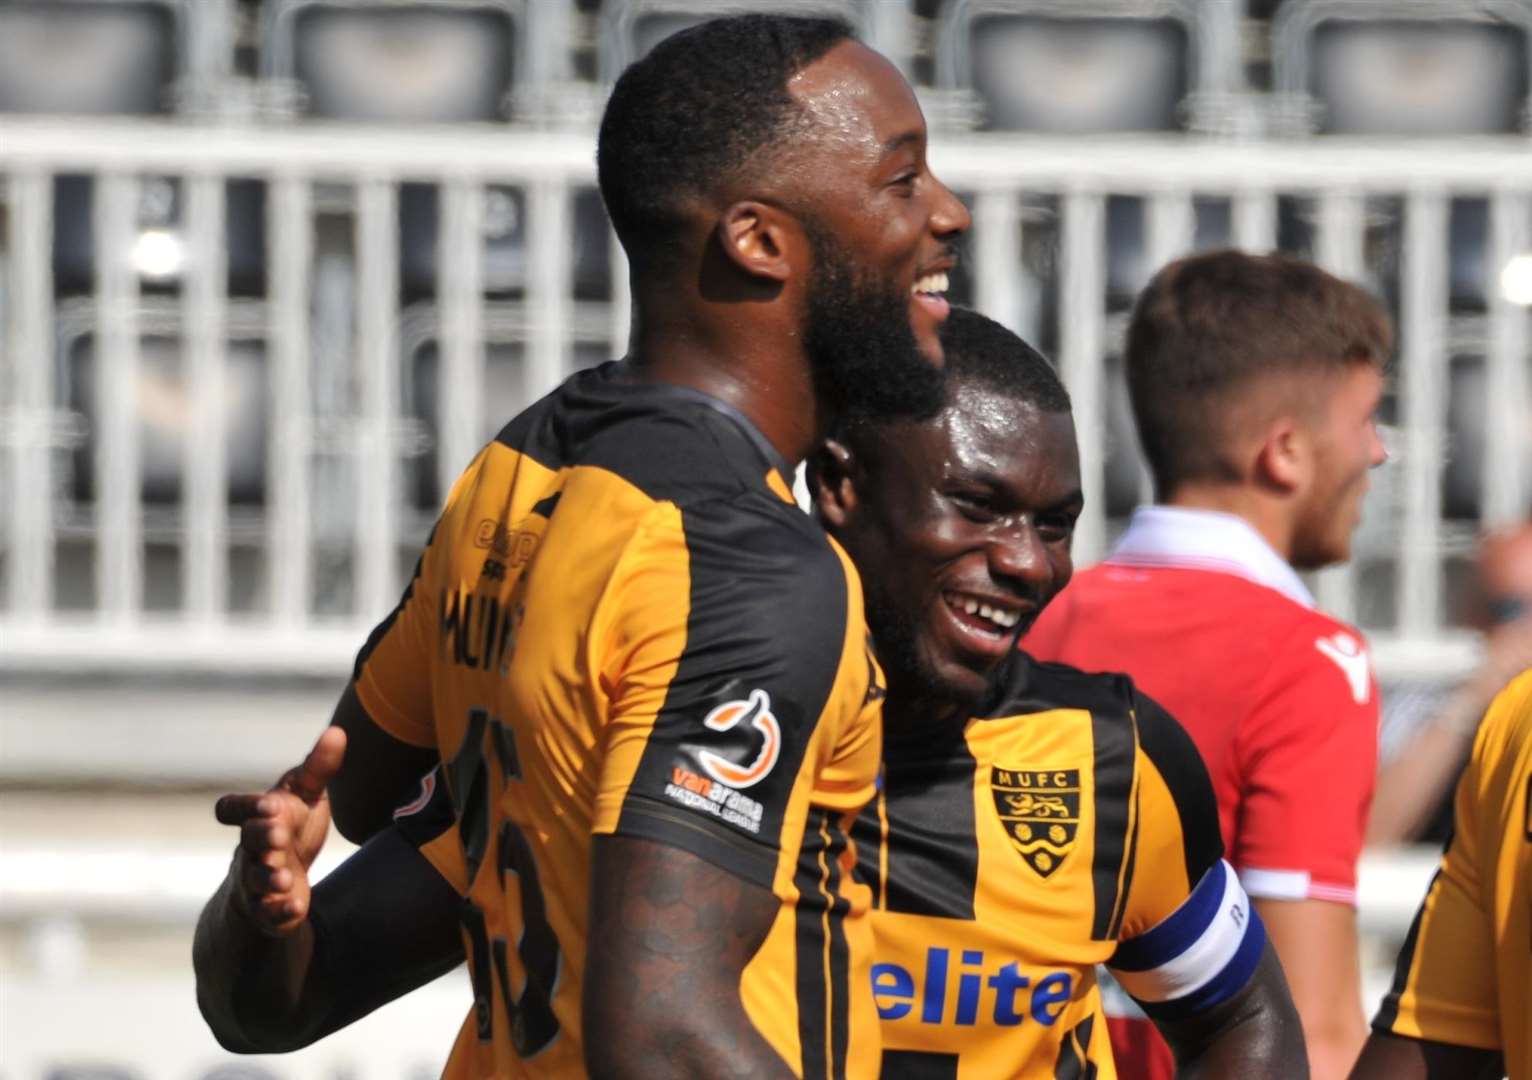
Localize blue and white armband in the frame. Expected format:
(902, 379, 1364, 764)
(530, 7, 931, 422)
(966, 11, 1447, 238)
(1106, 859, 1266, 1020)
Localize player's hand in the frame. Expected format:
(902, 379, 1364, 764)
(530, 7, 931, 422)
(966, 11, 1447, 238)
(213, 726, 347, 937)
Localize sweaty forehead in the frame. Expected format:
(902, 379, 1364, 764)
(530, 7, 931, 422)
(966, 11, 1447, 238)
(929, 387, 1080, 491)
(786, 39, 924, 155)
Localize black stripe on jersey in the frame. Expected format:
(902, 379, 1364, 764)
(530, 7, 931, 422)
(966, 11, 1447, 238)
(461, 899, 494, 1040)
(795, 807, 852, 1080)
(1053, 1013, 1098, 1080)
(880, 1050, 959, 1079)
(616, 495, 850, 889)
(1089, 705, 1136, 941)
(530, 491, 561, 519)
(825, 814, 851, 1080)
(880, 736, 980, 920)
(1110, 788, 1142, 940)
(1133, 691, 1223, 881)
(850, 789, 887, 908)
(1371, 867, 1442, 1033)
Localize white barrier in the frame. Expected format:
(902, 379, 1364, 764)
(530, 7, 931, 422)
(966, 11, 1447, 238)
(2, 117, 1529, 683)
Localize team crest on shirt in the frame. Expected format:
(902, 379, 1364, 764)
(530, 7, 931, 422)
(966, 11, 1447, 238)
(991, 767, 1081, 879)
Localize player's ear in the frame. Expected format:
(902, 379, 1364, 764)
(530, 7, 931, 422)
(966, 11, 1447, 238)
(809, 438, 860, 529)
(1254, 416, 1308, 495)
(716, 201, 795, 283)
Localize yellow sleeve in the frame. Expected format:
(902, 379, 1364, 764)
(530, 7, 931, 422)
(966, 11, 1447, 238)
(1118, 693, 1225, 940)
(351, 448, 486, 748)
(1369, 674, 1532, 1049)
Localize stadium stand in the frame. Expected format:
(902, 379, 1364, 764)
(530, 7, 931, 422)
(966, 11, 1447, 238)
(1, 2, 1529, 1074)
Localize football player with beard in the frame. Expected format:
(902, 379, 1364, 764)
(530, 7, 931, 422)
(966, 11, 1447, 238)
(194, 14, 967, 1079)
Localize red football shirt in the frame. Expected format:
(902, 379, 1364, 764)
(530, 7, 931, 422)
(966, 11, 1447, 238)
(1024, 507, 1379, 1078)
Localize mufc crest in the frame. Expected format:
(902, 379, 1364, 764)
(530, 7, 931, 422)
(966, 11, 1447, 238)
(991, 767, 1081, 879)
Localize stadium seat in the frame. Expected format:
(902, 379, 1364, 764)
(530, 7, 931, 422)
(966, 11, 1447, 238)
(1273, 2, 1530, 308)
(933, 0, 1204, 133)
(595, 0, 867, 80)
(1273, 1, 1532, 136)
(59, 315, 269, 508)
(0, 2, 248, 297)
(263, 1, 535, 301)
(0, 0, 183, 116)
(262, 0, 526, 123)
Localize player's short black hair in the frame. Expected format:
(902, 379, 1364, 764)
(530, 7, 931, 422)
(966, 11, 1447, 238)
(813, 307, 1070, 492)
(596, 13, 854, 266)
(937, 306, 1071, 415)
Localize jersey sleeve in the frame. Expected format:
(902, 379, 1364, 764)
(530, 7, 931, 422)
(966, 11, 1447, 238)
(389, 765, 470, 894)
(350, 449, 485, 749)
(1106, 693, 1265, 1020)
(591, 493, 872, 890)
(1369, 677, 1529, 1049)
(1231, 622, 1379, 905)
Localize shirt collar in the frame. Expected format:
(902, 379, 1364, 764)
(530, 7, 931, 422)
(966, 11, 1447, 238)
(1107, 505, 1314, 608)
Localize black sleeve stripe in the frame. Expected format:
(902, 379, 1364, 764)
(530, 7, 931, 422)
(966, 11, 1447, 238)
(1133, 690, 1224, 881)
(615, 493, 850, 865)
(1108, 782, 1142, 941)
(1371, 867, 1442, 1033)
(1089, 691, 1137, 941)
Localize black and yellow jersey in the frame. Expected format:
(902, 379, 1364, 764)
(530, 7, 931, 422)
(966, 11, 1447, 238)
(354, 361, 885, 1078)
(857, 653, 1266, 1078)
(1372, 667, 1532, 1076)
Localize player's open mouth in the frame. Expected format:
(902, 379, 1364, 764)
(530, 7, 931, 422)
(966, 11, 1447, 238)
(940, 591, 1025, 656)
(912, 271, 951, 321)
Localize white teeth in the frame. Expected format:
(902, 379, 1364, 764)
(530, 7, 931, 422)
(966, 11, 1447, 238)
(912, 271, 949, 295)
(950, 593, 1022, 629)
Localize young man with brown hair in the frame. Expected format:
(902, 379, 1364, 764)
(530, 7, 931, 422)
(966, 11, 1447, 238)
(1026, 250, 1391, 1080)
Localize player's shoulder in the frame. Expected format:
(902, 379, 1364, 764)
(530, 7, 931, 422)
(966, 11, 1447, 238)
(1268, 607, 1376, 711)
(991, 650, 1138, 721)
(1473, 668, 1532, 773)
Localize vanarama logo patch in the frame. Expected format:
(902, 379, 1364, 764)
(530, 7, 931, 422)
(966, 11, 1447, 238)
(660, 689, 780, 835)
(991, 767, 1081, 879)
(698, 688, 781, 789)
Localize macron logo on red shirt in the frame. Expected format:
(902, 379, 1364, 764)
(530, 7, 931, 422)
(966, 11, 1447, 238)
(1314, 632, 1371, 705)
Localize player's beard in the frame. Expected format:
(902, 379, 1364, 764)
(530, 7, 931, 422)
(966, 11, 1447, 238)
(803, 222, 946, 424)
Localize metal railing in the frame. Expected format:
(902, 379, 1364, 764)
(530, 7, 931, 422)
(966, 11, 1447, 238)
(2, 116, 1529, 678)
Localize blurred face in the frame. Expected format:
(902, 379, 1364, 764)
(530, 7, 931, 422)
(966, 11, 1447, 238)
(824, 385, 1083, 716)
(1290, 364, 1388, 570)
(787, 41, 971, 414)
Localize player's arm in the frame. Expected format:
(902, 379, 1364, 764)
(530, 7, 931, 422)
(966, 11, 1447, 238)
(1232, 631, 1379, 1079)
(1249, 894, 1362, 1079)
(1352, 679, 1530, 1080)
(194, 731, 462, 1052)
(584, 495, 872, 1079)
(584, 835, 794, 1080)
(329, 503, 462, 843)
(327, 683, 438, 843)
(1348, 1033, 1504, 1079)
(1109, 693, 1306, 1078)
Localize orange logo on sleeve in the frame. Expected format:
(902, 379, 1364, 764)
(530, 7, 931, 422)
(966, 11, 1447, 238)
(697, 688, 781, 789)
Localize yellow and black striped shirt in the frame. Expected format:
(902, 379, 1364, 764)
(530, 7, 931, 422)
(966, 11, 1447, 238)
(859, 654, 1260, 1078)
(1373, 667, 1532, 1076)
(357, 361, 884, 1078)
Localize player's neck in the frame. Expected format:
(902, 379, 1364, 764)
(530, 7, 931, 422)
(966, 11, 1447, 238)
(627, 313, 824, 467)
(1161, 485, 1297, 565)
